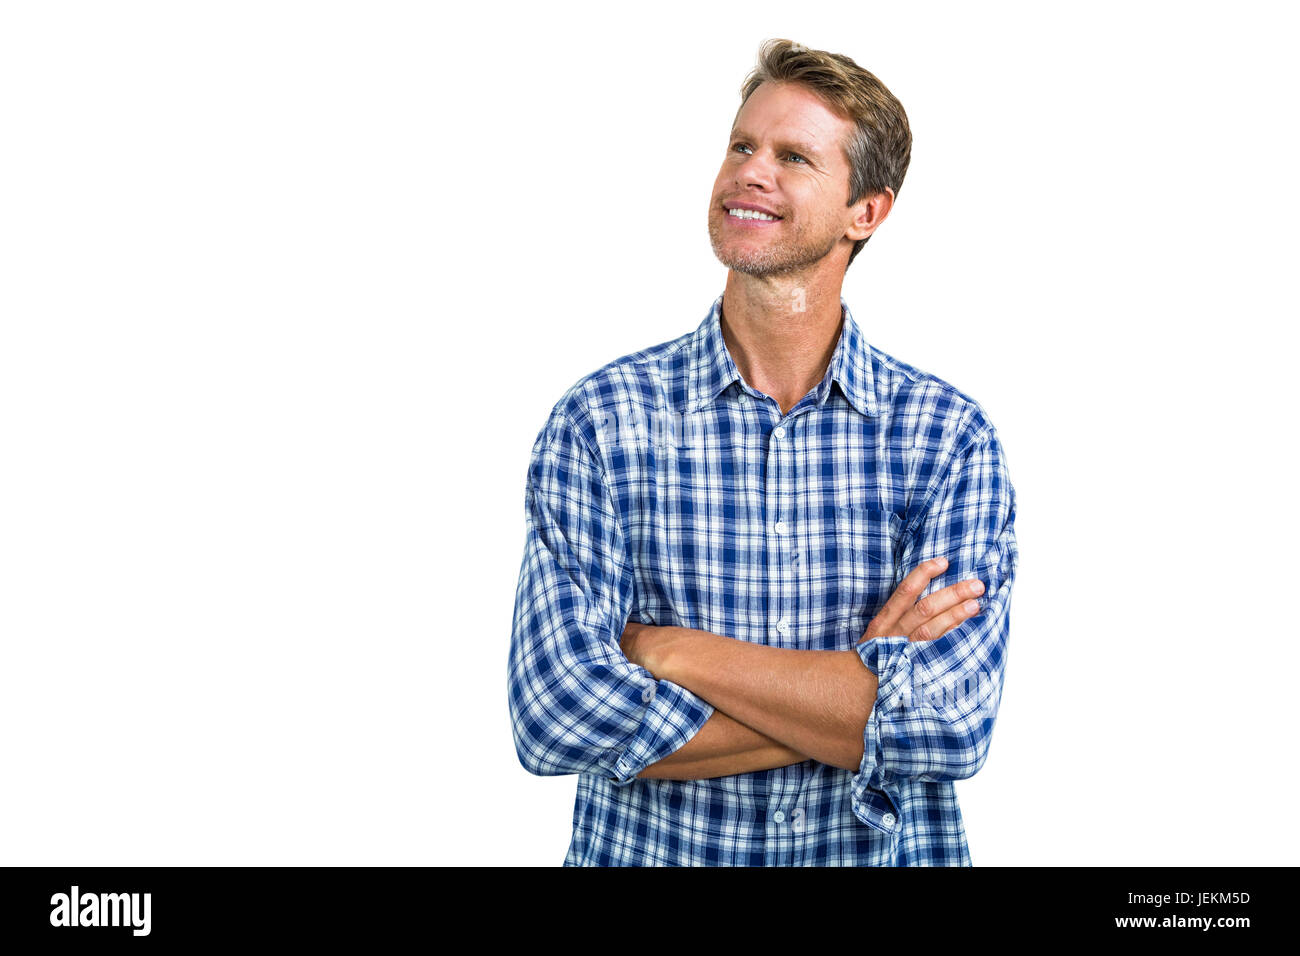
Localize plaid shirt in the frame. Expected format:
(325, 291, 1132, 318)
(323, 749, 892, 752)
(508, 293, 1019, 866)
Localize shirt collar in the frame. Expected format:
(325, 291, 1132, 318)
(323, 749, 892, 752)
(687, 292, 879, 417)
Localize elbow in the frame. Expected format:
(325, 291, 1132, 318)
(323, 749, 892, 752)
(509, 677, 609, 780)
(511, 717, 571, 779)
(507, 649, 642, 781)
(510, 710, 540, 776)
(509, 691, 571, 779)
(952, 715, 996, 780)
(508, 677, 557, 778)
(514, 739, 555, 779)
(508, 646, 579, 778)
(956, 664, 1005, 778)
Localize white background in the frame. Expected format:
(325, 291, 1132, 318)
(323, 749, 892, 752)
(2, 1, 1296, 866)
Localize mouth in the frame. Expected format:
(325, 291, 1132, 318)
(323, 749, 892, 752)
(722, 204, 784, 226)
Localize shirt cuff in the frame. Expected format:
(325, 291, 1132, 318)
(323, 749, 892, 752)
(849, 636, 911, 833)
(609, 678, 715, 786)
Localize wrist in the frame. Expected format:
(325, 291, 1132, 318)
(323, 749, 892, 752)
(647, 626, 687, 682)
(656, 626, 729, 689)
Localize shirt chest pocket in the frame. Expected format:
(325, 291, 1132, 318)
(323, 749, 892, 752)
(833, 505, 904, 633)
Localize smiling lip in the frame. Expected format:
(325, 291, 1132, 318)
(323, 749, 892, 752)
(724, 200, 782, 217)
(722, 202, 783, 226)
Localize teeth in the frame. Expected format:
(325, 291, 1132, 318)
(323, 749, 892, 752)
(728, 208, 779, 221)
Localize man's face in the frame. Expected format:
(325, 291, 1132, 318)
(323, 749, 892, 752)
(708, 81, 863, 277)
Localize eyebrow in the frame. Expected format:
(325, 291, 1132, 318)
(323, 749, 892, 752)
(729, 127, 826, 162)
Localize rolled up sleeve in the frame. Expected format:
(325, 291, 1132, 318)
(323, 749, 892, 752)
(849, 423, 1019, 831)
(507, 404, 714, 787)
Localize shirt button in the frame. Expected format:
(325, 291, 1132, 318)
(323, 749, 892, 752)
(773, 811, 785, 823)
(881, 813, 896, 828)
(775, 617, 790, 634)
(774, 520, 787, 535)
(773, 426, 786, 439)
(641, 686, 655, 703)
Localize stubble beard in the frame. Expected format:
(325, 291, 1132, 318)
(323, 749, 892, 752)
(707, 209, 840, 277)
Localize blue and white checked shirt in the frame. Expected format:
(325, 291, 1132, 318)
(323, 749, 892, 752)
(508, 292, 1018, 866)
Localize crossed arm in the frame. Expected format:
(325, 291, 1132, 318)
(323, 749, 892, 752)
(623, 556, 986, 780)
(510, 406, 1016, 791)
(633, 707, 809, 780)
(628, 639, 878, 776)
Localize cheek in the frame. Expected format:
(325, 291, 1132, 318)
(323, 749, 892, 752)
(802, 205, 847, 241)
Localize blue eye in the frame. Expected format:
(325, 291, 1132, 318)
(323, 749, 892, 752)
(732, 143, 807, 163)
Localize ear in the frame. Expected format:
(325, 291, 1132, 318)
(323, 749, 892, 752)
(846, 186, 895, 241)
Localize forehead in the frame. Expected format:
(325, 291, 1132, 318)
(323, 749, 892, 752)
(731, 81, 849, 162)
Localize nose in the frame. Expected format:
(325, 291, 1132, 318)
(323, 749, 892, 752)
(734, 148, 777, 190)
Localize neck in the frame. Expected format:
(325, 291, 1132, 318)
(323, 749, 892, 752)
(719, 272, 846, 416)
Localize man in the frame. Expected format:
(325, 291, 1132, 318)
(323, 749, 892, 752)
(507, 38, 1018, 866)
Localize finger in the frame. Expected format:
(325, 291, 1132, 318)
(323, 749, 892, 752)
(894, 576, 985, 641)
(858, 563, 984, 644)
(857, 557, 948, 642)
(907, 593, 984, 642)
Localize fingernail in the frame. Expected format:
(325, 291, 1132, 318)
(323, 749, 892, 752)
(935, 557, 947, 569)
(964, 600, 980, 613)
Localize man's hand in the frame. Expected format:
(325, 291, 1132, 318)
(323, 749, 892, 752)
(858, 556, 985, 644)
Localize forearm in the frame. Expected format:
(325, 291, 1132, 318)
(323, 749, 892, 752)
(636, 709, 808, 780)
(657, 629, 878, 772)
